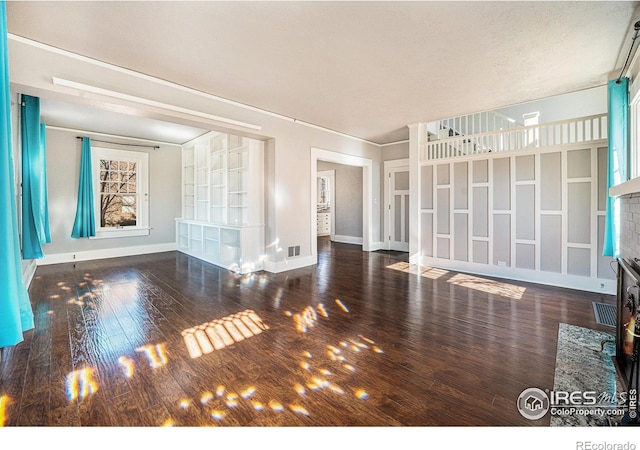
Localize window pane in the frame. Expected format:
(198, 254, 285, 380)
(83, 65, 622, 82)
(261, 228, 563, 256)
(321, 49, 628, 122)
(127, 182, 136, 193)
(109, 171, 119, 181)
(119, 161, 128, 171)
(101, 194, 137, 227)
(109, 160, 118, 170)
(100, 160, 109, 170)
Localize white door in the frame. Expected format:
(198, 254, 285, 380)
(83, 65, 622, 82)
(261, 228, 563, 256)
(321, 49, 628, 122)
(388, 168, 409, 252)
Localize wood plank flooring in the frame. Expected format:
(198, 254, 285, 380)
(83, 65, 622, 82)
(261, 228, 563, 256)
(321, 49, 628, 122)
(0, 237, 616, 426)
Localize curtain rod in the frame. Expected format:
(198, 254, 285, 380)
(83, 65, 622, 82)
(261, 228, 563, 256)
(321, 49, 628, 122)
(76, 136, 159, 150)
(617, 20, 640, 84)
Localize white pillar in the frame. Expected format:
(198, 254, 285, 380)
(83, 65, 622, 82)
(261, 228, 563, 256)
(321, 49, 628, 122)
(408, 123, 426, 265)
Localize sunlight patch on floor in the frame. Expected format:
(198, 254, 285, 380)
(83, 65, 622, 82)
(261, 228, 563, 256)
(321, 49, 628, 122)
(136, 343, 169, 368)
(182, 310, 269, 359)
(66, 367, 99, 402)
(447, 273, 526, 300)
(386, 261, 449, 280)
(0, 395, 10, 427)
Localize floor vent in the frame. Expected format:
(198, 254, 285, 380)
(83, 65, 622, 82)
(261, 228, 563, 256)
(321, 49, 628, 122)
(592, 302, 616, 328)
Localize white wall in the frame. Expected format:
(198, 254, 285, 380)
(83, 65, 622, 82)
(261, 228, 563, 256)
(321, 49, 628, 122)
(381, 141, 409, 162)
(39, 127, 181, 263)
(496, 85, 607, 125)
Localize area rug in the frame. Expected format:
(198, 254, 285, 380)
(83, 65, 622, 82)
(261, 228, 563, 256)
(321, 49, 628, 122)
(551, 323, 621, 426)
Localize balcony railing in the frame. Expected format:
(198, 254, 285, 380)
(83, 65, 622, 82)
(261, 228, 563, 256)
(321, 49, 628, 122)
(421, 113, 608, 161)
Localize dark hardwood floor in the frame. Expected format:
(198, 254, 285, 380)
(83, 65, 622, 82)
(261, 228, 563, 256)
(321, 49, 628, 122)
(0, 236, 616, 426)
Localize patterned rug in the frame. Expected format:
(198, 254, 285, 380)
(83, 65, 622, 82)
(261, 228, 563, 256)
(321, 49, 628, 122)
(551, 323, 622, 426)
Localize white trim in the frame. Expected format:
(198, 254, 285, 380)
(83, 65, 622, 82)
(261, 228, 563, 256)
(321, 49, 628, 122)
(263, 255, 316, 273)
(90, 227, 151, 239)
(92, 147, 149, 239)
(8, 35, 382, 147)
(408, 123, 424, 264)
(590, 145, 598, 278)
(610, 176, 640, 197)
(535, 151, 541, 271)
(509, 155, 516, 268)
(310, 148, 374, 265)
(381, 139, 410, 147)
(561, 148, 568, 274)
(45, 125, 184, 148)
(332, 235, 364, 245)
(22, 259, 37, 288)
(51, 77, 263, 132)
(293, 119, 380, 146)
(418, 256, 616, 295)
(36, 242, 178, 266)
(369, 241, 385, 251)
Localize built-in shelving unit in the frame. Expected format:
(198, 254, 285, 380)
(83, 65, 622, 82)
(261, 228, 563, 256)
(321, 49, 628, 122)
(176, 131, 265, 273)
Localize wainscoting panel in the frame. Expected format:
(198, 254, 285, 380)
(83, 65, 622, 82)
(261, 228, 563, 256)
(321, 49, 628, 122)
(418, 141, 615, 293)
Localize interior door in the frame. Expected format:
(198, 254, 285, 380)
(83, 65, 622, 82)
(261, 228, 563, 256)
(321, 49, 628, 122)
(389, 169, 409, 252)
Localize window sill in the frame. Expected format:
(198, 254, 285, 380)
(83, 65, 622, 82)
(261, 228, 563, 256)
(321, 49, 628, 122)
(610, 177, 640, 197)
(89, 227, 151, 240)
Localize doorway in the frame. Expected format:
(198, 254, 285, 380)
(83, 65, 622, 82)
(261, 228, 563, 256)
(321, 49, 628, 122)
(310, 147, 373, 264)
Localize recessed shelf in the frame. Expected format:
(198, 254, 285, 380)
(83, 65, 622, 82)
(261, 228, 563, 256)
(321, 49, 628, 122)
(178, 132, 263, 273)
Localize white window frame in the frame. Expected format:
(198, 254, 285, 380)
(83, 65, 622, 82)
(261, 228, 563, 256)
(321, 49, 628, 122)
(91, 147, 150, 239)
(631, 90, 640, 179)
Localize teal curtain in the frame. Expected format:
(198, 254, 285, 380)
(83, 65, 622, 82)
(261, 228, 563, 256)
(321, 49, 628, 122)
(21, 94, 51, 259)
(0, 0, 34, 348)
(71, 137, 96, 238)
(603, 77, 630, 258)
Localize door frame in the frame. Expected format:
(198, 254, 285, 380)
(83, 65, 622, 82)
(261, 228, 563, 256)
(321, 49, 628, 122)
(383, 158, 410, 251)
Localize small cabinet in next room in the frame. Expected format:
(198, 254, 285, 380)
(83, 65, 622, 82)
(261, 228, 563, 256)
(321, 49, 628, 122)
(317, 212, 330, 236)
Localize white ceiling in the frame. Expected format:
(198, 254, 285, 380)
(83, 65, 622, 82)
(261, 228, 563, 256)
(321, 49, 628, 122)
(6, 1, 640, 145)
(39, 97, 208, 145)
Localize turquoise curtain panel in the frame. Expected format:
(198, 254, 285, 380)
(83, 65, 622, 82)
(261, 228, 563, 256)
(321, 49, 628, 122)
(21, 93, 51, 259)
(603, 77, 630, 258)
(71, 136, 96, 238)
(0, 0, 34, 348)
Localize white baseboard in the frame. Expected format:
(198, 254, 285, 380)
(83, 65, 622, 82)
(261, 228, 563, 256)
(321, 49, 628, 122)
(331, 235, 363, 245)
(418, 256, 617, 295)
(369, 241, 385, 251)
(263, 255, 316, 273)
(37, 242, 178, 266)
(22, 259, 37, 288)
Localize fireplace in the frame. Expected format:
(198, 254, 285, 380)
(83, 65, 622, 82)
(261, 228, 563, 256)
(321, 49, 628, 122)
(616, 257, 640, 389)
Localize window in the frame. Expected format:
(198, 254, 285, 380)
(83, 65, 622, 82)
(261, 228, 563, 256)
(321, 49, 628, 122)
(91, 147, 149, 239)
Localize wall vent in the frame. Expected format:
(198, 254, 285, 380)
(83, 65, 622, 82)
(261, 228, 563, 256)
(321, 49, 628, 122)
(288, 246, 301, 257)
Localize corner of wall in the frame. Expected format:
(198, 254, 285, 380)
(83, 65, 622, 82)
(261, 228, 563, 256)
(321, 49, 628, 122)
(22, 259, 37, 289)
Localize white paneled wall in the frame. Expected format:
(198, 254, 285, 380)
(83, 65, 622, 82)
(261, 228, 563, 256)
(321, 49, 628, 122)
(418, 141, 616, 293)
